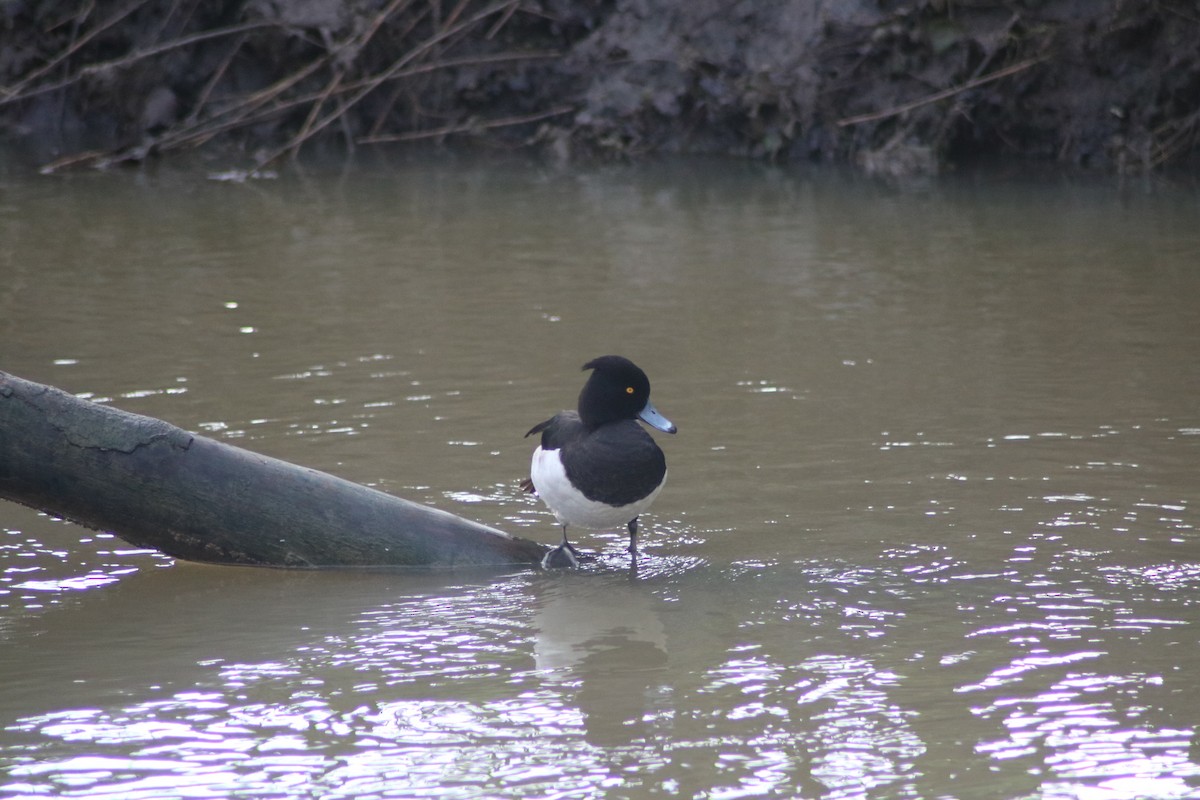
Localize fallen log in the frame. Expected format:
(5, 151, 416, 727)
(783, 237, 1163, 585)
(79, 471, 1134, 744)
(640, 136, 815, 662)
(0, 370, 547, 568)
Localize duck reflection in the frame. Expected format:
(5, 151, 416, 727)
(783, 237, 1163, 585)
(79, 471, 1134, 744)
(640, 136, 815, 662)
(532, 568, 669, 747)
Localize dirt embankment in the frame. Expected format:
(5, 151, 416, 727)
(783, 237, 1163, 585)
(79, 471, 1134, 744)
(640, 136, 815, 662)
(1, 1, 1196, 176)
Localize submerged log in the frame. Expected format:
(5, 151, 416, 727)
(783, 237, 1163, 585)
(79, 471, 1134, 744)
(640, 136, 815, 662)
(0, 370, 547, 568)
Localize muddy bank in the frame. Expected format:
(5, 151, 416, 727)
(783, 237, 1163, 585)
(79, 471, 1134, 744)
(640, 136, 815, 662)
(1, 1, 1196, 175)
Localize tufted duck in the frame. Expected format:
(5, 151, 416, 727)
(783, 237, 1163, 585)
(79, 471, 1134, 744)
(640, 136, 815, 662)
(521, 356, 676, 568)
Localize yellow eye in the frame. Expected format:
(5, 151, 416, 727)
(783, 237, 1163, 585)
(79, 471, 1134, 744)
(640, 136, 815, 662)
(626, 386, 634, 394)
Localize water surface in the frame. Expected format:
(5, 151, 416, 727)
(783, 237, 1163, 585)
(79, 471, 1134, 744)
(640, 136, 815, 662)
(2, 153, 1199, 799)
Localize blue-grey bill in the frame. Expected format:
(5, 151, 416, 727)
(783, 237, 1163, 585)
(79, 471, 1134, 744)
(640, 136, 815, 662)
(639, 401, 677, 434)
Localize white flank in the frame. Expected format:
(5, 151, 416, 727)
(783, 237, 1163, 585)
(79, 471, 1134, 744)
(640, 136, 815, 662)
(530, 446, 665, 530)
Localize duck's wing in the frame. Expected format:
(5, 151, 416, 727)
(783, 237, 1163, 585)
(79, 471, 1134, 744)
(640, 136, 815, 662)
(524, 417, 554, 438)
(524, 411, 584, 449)
(522, 411, 584, 494)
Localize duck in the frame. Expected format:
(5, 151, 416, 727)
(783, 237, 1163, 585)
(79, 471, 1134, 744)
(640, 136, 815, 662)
(521, 355, 677, 569)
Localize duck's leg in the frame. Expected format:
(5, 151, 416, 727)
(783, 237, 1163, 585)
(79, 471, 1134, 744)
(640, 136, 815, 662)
(559, 524, 582, 557)
(627, 516, 639, 556)
(541, 524, 580, 569)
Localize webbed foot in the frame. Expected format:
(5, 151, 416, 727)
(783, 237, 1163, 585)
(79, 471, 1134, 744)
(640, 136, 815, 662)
(541, 543, 580, 569)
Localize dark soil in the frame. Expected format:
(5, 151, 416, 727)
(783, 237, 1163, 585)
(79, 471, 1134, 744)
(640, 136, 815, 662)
(1, 1, 1197, 175)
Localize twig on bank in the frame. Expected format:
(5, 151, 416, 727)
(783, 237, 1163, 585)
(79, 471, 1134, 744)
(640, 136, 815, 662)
(156, 53, 334, 150)
(836, 55, 1047, 127)
(290, 0, 415, 157)
(22, 0, 557, 172)
(1151, 108, 1200, 167)
(1, 0, 150, 100)
(253, 0, 522, 167)
(38, 149, 111, 174)
(0, 19, 270, 107)
(358, 104, 574, 143)
(486, 0, 519, 39)
(128, 50, 557, 161)
(183, 30, 249, 127)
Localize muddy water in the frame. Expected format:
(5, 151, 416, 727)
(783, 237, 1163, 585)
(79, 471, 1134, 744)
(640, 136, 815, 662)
(2, 153, 1199, 799)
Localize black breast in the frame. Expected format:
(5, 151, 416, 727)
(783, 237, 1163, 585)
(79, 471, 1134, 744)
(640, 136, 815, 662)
(559, 420, 667, 506)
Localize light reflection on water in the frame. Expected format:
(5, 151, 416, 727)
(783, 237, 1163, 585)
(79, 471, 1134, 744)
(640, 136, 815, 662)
(3, 156, 1200, 798)
(2, 547, 1198, 798)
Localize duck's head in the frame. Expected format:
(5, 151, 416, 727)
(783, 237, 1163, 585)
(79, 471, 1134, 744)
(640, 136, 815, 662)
(577, 355, 677, 434)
